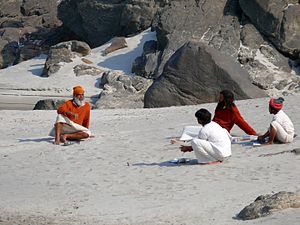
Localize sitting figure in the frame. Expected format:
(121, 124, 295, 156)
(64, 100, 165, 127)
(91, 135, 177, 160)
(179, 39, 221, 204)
(50, 85, 91, 145)
(212, 90, 256, 135)
(258, 97, 294, 145)
(172, 108, 231, 164)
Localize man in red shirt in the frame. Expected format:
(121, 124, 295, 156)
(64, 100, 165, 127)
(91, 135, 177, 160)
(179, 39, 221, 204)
(52, 86, 91, 145)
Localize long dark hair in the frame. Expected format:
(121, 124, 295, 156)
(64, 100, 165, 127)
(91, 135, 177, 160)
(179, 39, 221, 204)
(216, 90, 236, 109)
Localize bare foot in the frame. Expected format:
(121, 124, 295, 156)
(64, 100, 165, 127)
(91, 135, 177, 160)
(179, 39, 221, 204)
(170, 139, 179, 144)
(61, 134, 68, 143)
(53, 139, 60, 145)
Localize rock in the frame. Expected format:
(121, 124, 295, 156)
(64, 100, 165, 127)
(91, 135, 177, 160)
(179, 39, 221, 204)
(153, 0, 242, 77)
(57, 0, 165, 47)
(94, 71, 152, 109)
(237, 191, 300, 220)
(144, 41, 266, 108)
(0, 0, 22, 17)
(41, 47, 73, 77)
(239, 0, 300, 58)
(132, 40, 159, 78)
(73, 64, 103, 76)
(81, 58, 93, 64)
(33, 99, 66, 110)
(41, 40, 91, 77)
(102, 37, 127, 56)
(20, 0, 55, 16)
(53, 40, 91, 57)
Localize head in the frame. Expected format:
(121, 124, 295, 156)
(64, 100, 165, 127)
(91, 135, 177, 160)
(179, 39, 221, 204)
(195, 108, 211, 126)
(219, 90, 234, 108)
(73, 85, 85, 106)
(269, 97, 284, 114)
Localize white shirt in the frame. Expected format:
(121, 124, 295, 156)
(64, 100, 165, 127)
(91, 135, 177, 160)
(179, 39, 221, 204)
(198, 121, 231, 157)
(272, 110, 294, 135)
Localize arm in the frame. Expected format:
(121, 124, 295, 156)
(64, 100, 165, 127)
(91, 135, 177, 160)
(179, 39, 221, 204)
(232, 106, 257, 135)
(57, 101, 78, 120)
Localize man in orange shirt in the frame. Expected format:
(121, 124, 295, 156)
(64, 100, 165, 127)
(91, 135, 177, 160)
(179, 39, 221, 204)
(51, 86, 91, 145)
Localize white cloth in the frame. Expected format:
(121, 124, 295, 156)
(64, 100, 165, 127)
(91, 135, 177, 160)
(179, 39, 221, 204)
(271, 121, 293, 143)
(179, 125, 202, 141)
(49, 114, 91, 137)
(271, 110, 294, 138)
(191, 121, 231, 163)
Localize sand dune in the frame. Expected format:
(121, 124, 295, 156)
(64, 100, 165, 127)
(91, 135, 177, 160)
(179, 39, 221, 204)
(0, 95, 299, 224)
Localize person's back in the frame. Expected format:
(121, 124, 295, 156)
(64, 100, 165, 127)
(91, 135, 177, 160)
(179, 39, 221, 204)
(272, 110, 294, 136)
(198, 121, 231, 158)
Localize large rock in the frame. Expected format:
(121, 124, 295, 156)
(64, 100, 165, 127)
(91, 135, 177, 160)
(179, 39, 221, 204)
(237, 191, 300, 220)
(239, 0, 300, 58)
(57, 0, 165, 47)
(95, 71, 152, 109)
(42, 40, 91, 77)
(33, 99, 66, 110)
(144, 41, 266, 108)
(153, 0, 242, 77)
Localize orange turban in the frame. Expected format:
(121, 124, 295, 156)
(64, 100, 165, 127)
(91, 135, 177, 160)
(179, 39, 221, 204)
(73, 86, 85, 95)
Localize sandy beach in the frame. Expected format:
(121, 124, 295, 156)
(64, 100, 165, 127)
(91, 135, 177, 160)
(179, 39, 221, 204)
(0, 95, 299, 224)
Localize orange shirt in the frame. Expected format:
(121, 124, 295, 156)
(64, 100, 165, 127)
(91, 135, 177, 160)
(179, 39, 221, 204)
(57, 100, 90, 128)
(213, 105, 256, 135)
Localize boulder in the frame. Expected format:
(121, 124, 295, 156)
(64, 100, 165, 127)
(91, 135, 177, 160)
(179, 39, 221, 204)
(0, 0, 22, 17)
(239, 0, 300, 58)
(237, 191, 300, 220)
(95, 71, 152, 109)
(42, 40, 91, 77)
(132, 40, 159, 78)
(73, 64, 103, 76)
(33, 99, 66, 110)
(57, 0, 165, 47)
(144, 41, 266, 108)
(102, 37, 127, 56)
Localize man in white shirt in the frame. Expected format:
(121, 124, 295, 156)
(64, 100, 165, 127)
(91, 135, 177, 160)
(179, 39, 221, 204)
(178, 108, 231, 164)
(258, 97, 294, 144)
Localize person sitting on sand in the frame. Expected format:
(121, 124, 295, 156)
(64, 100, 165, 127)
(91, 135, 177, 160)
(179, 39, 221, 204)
(257, 97, 294, 145)
(50, 85, 91, 145)
(170, 90, 256, 144)
(172, 108, 231, 164)
(212, 90, 256, 135)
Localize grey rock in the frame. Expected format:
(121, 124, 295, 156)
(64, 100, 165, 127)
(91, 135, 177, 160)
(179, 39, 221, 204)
(144, 41, 266, 108)
(53, 40, 91, 57)
(95, 71, 152, 109)
(239, 0, 300, 58)
(73, 64, 103, 76)
(0, 0, 22, 17)
(102, 37, 127, 56)
(42, 47, 73, 77)
(33, 99, 66, 110)
(132, 40, 159, 78)
(237, 191, 300, 220)
(57, 0, 165, 47)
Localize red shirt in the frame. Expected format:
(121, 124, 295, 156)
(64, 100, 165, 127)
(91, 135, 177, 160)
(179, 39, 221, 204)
(57, 100, 90, 128)
(212, 105, 256, 135)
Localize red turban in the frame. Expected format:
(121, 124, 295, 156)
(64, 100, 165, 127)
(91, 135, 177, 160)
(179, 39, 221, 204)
(269, 97, 284, 110)
(73, 86, 85, 95)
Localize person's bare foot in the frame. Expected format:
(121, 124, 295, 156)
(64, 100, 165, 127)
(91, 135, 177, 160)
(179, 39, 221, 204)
(61, 134, 68, 143)
(170, 139, 179, 144)
(53, 139, 60, 145)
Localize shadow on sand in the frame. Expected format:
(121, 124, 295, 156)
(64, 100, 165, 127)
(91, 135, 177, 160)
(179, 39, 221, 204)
(18, 137, 53, 143)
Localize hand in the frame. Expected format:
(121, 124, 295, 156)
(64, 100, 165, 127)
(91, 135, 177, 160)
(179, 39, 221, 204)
(180, 146, 193, 152)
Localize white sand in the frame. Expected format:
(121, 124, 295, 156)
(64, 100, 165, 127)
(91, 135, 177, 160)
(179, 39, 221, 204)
(0, 95, 299, 224)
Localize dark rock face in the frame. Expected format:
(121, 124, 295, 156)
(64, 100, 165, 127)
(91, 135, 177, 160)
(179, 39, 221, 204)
(95, 71, 152, 109)
(132, 40, 159, 78)
(57, 0, 165, 47)
(239, 0, 300, 58)
(237, 191, 300, 220)
(0, 0, 65, 68)
(144, 41, 266, 108)
(33, 99, 66, 110)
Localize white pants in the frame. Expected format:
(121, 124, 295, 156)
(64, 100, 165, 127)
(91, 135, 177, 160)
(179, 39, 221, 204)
(49, 114, 91, 137)
(271, 121, 293, 143)
(191, 139, 226, 164)
(179, 126, 202, 141)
